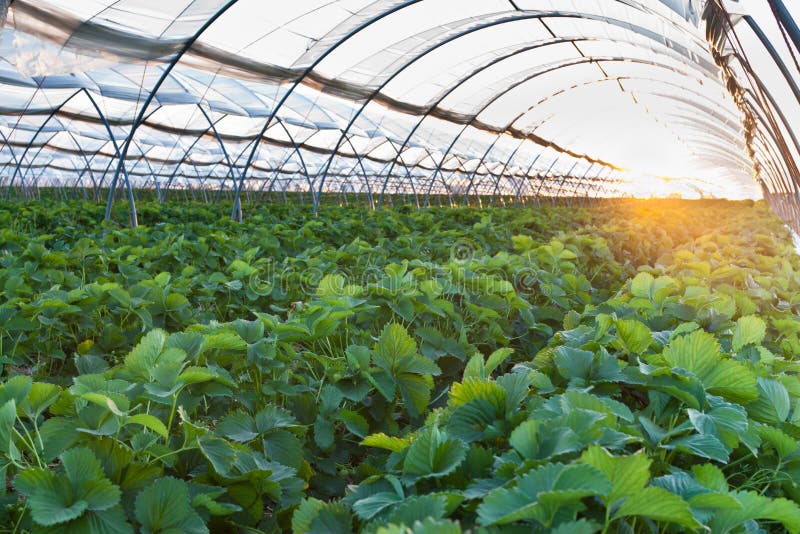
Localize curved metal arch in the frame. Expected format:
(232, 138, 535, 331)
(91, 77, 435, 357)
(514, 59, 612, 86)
(106, 0, 240, 224)
(232, 0, 426, 220)
(0, 129, 22, 189)
(123, 141, 162, 192)
(3, 1, 772, 210)
(462, 67, 752, 190)
(428, 57, 681, 196)
(233, 116, 316, 216)
(515, 151, 546, 204)
(374, 36, 598, 210)
(743, 96, 800, 193)
(460, 135, 507, 204)
(5, 88, 138, 216)
(237, 3, 726, 215)
(465, 71, 747, 168)
(315, 10, 728, 212)
(379, 52, 745, 209)
(533, 156, 563, 204)
(333, 132, 375, 209)
(156, 117, 237, 203)
(488, 137, 529, 205)
(21, 132, 158, 203)
(747, 119, 797, 197)
(420, 168, 455, 208)
(556, 162, 593, 200)
(742, 81, 800, 168)
(475, 76, 744, 204)
(418, 168, 450, 206)
(446, 70, 738, 186)
(19, 127, 99, 196)
(162, 131, 257, 200)
(712, 3, 800, 207)
(195, 105, 238, 192)
(342, 139, 422, 208)
(6, 89, 85, 198)
(252, 146, 311, 207)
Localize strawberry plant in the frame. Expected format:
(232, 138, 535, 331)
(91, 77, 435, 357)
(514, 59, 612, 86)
(0, 199, 798, 532)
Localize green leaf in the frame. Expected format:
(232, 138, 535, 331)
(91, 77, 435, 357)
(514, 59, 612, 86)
(38, 417, 78, 461)
(293, 498, 352, 533)
(554, 346, 594, 382)
(747, 377, 791, 423)
(375, 324, 418, 373)
(755, 424, 799, 459)
(663, 330, 757, 403)
(0, 376, 32, 406)
(732, 315, 767, 351)
(509, 420, 538, 459)
(255, 405, 297, 432)
(362, 433, 411, 453)
(630, 272, 655, 299)
(338, 409, 369, 438)
(447, 400, 498, 443)
(477, 462, 610, 526)
(61, 447, 121, 511)
(615, 319, 652, 354)
(613, 486, 699, 528)
(692, 464, 729, 492)
(402, 427, 467, 479)
(710, 491, 800, 534)
(310, 501, 353, 533)
(15, 447, 121, 527)
(550, 519, 600, 534)
(448, 379, 505, 412)
(397, 373, 434, 420)
(20, 382, 61, 418)
(668, 432, 730, 462)
(15, 468, 87, 526)
(134, 477, 208, 534)
(373, 323, 439, 419)
(314, 416, 335, 450)
(580, 446, 649, 508)
(484, 348, 514, 378)
(263, 429, 304, 469)
(82, 506, 134, 534)
(216, 411, 257, 442)
(353, 492, 405, 521)
(197, 436, 237, 477)
(375, 518, 462, 534)
(125, 414, 169, 439)
(193, 493, 241, 516)
(0, 399, 18, 457)
(124, 330, 168, 381)
(81, 392, 129, 416)
(385, 495, 447, 526)
(345, 345, 371, 371)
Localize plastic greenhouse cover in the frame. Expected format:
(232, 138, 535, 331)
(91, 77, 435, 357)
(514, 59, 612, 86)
(0, 0, 795, 205)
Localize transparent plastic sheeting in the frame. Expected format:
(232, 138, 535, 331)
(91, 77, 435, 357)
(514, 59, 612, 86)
(705, 0, 800, 229)
(0, 0, 788, 221)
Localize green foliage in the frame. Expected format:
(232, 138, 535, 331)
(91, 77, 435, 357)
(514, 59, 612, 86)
(0, 199, 799, 532)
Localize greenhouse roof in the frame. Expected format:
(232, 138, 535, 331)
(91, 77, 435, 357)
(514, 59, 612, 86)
(0, 0, 798, 222)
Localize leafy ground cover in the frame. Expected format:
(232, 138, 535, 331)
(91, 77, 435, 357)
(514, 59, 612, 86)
(1, 199, 799, 533)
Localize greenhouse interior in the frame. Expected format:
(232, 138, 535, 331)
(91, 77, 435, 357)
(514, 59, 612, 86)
(3, 1, 800, 532)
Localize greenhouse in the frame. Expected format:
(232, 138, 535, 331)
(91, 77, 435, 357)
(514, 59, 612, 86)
(0, 1, 797, 222)
(3, 1, 800, 533)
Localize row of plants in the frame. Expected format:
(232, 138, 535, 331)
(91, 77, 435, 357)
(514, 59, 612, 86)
(0, 199, 797, 532)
